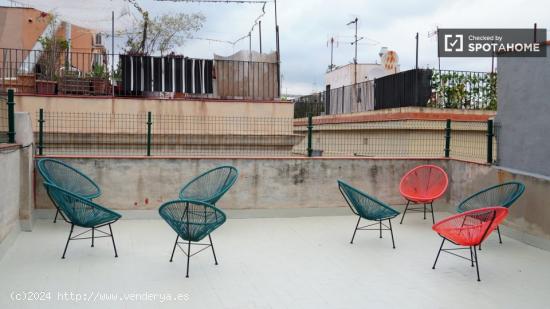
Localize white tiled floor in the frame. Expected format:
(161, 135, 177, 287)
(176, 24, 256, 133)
(1, 214, 550, 309)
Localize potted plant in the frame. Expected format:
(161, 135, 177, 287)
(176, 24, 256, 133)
(89, 64, 109, 95)
(35, 13, 66, 95)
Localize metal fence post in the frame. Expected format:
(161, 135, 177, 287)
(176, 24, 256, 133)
(38, 108, 44, 155)
(444, 119, 451, 158)
(7, 89, 15, 143)
(147, 112, 152, 156)
(487, 119, 494, 164)
(307, 113, 313, 157)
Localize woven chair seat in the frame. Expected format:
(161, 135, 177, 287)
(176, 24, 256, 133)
(400, 165, 448, 203)
(457, 182, 525, 213)
(179, 166, 239, 205)
(159, 200, 226, 242)
(338, 180, 399, 220)
(433, 207, 508, 246)
(37, 158, 101, 199)
(44, 183, 121, 228)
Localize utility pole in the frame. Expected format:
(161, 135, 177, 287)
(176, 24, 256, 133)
(111, 10, 115, 97)
(347, 17, 359, 85)
(415, 32, 419, 69)
(248, 32, 252, 61)
(330, 37, 334, 71)
(347, 17, 361, 112)
(258, 20, 262, 53)
(274, 0, 281, 98)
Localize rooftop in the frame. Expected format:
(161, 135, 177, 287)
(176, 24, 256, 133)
(2, 214, 550, 308)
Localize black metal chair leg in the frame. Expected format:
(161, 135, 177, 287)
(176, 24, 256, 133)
(208, 234, 218, 265)
(169, 234, 179, 262)
(186, 240, 191, 278)
(388, 219, 395, 249)
(432, 238, 445, 269)
(423, 203, 426, 220)
(108, 224, 118, 258)
(431, 203, 436, 223)
(53, 209, 59, 223)
(350, 216, 361, 244)
(473, 245, 481, 281)
(379, 220, 382, 238)
(470, 246, 474, 267)
(91, 228, 95, 247)
(497, 225, 503, 244)
(62, 224, 74, 259)
(400, 201, 410, 224)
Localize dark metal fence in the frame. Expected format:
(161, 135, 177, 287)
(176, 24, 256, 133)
(293, 92, 326, 119)
(374, 69, 432, 110)
(1, 48, 111, 96)
(0, 48, 279, 100)
(294, 69, 497, 118)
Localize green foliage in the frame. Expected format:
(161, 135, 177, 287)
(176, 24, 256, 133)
(36, 12, 67, 80)
(89, 64, 108, 79)
(123, 12, 205, 55)
(428, 70, 497, 110)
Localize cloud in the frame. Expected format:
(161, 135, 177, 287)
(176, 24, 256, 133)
(3, 0, 548, 94)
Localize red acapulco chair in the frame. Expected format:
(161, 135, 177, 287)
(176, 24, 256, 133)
(431, 207, 509, 281)
(399, 165, 448, 224)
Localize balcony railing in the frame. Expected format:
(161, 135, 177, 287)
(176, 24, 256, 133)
(0, 48, 280, 100)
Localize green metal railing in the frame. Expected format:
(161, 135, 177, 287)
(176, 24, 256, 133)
(0, 89, 15, 144)
(35, 108, 496, 163)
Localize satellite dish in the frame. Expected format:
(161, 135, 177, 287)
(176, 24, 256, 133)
(381, 50, 399, 71)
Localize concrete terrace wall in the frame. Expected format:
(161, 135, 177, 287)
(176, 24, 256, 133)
(449, 160, 550, 250)
(496, 47, 550, 177)
(34, 157, 452, 212)
(32, 157, 550, 250)
(0, 144, 33, 258)
(14, 95, 294, 130)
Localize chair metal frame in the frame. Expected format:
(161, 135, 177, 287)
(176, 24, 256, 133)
(44, 183, 120, 259)
(432, 207, 508, 281)
(159, 199, 226, 278)
(338, 180, 399, 248)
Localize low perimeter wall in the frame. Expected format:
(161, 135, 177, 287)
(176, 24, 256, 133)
(33, 157, 550, 251)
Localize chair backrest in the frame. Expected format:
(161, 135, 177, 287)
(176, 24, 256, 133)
(179, 166, 239, 205)
(37, 158, 101, 199)
(44, 182, 119, 227)
(399, 165, 448, 201)
(432, 207, 508, 245)
(338, 180, 399, 220)
(159, 199, 227, 242)
(457, 181, 525, 213)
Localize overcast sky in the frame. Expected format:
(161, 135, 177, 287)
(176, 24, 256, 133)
(2, 0, 549, 94)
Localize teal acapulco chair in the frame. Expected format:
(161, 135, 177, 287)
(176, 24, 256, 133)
(37, 158, 101, 223)
(43, 183, 121, 259)
(338, 180, 400, 248)
(159, 199, 227, 278)
(178, 165, 239, 205)
(456, 181, 525, 244)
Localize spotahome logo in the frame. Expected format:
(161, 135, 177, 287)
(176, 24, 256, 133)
(438, 29, 547, 57)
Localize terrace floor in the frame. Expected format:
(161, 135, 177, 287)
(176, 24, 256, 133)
(1, 214, 550, 309)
